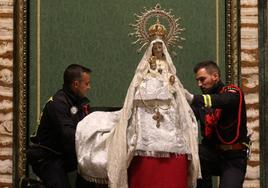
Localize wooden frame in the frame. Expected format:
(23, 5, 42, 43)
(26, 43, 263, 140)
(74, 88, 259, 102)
(225, 0, 241, 85)
(14, 0, 28, 187)
(13, 0, 241, 186)
(259, 0, 267, 187)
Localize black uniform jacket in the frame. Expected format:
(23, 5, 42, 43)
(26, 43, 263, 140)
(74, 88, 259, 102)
(29, 86, 90, 167)
(191, 81, 249, 146)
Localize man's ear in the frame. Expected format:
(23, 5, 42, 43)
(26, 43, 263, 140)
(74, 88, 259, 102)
(72, 80, 79, 88)
(212, 72, 220, 81)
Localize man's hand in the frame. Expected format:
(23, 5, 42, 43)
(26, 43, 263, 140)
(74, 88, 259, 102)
(184, 89, 194, 104)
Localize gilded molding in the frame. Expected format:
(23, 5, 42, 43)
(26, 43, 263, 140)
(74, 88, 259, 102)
(226, 0, 240, 85)
(14, 0, 27, 186)
(12, 0, 239, 186)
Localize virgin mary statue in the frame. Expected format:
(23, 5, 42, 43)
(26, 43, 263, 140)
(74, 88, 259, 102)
(76, 4, 200, 188)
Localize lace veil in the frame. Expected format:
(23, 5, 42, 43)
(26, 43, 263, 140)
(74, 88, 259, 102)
(107, 38, 201, 188)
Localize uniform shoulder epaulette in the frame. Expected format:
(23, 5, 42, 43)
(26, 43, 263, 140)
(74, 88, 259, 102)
(224, 85, 240, 93)
(47, 96, 53, 102)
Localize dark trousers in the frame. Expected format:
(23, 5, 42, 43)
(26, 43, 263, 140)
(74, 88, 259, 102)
(30, 158, 97, 188)
(197, 144, 248, 188)
(27, 147, 96, 188)
(31, 157, 72, 188)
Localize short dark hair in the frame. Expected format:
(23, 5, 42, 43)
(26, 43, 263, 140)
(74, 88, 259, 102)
(63, 64, 92, 87)
(193, 60, 221, 77)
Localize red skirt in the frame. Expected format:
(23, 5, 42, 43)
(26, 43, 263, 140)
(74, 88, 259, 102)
(128, 154, 188, 188)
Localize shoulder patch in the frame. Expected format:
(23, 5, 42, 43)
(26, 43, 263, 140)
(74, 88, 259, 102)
(47, 96, 53, 102)
(223, 84, 241, 94)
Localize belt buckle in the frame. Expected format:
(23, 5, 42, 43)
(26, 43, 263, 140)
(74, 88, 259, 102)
(219, 144, 231, 151)
(219, 144, 238, 151)
(226, 145, 233, 150)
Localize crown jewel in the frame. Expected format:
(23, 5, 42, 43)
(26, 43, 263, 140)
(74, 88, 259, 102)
(148, 18, 167, 40)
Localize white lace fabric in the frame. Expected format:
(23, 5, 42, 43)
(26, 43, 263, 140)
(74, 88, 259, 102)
(76, 39, 200, 188)
(107, 39, 201, 188)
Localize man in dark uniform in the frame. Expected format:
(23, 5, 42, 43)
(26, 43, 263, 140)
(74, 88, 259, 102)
(27, 64, 95, 188)
(185, 60, 250, 188)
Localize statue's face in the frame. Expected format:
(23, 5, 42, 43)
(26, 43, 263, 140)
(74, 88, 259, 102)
(152, 42, 163, 59)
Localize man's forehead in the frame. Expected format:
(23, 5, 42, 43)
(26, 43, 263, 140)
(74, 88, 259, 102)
(81, 72, 90, 79)
(195, 75, 206, 80)
(196, 68, 209, 75)
(195, 68, 209, 78)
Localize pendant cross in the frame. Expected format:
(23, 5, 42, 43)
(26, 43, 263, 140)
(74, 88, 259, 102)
(152, 110, 164, 128)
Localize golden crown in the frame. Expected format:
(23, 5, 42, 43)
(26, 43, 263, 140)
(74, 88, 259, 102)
(129, 4, 185, 52)
(148, 19, 167, 40)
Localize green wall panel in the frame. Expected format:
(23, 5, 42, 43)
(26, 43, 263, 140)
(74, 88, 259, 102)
(29, 0, 225, 132)
(29, 1, 225, 186)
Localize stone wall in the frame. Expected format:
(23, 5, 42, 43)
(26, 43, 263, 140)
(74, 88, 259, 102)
(241, 0, 260, 187)
(0, 0, 13, 187)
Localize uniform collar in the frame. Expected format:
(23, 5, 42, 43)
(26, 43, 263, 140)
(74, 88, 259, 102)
(206, 81, 224, 94)
(62, 85, 80, 104)
(62, 85, 90, 106)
